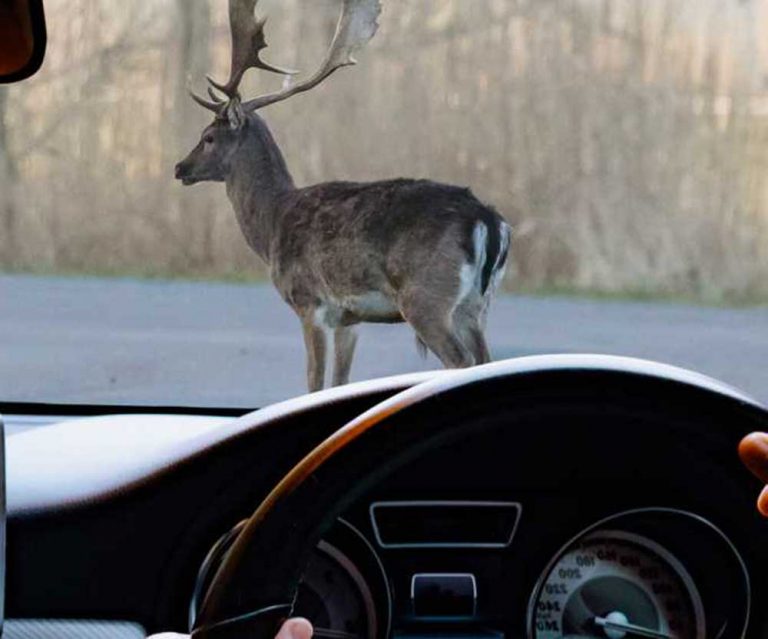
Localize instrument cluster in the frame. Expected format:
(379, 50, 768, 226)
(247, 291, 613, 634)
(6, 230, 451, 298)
(191, 506, 750, 639)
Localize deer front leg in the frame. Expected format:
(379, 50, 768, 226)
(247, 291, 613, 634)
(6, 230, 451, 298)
(301, 316, 327, 392)
(332, 326, 358, 387)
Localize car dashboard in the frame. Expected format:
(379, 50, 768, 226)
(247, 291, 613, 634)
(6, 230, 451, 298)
(191, 424, 756, 639)
(2, 357, 768, 639)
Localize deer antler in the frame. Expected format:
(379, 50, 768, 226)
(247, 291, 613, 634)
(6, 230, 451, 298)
(210, 0, 297, 97)
(189, 0, 381, 116)
(241, 0, 382, 112)
(188, 77, 226, 113)
(188, 0, 297, 113)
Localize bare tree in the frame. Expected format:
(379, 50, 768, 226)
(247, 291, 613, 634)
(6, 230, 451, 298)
(0, 87, 18, 263)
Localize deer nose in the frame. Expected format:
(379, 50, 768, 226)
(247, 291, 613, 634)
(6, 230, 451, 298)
(174, 163, 183, 179)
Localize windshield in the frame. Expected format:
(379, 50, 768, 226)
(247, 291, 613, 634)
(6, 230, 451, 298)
(1, 0, 767, 408)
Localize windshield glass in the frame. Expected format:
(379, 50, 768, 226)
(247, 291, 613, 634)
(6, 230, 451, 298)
(1, 0, 767, 408)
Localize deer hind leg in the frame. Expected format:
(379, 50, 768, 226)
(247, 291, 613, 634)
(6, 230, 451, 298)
(400, 294, 474, 369)
(301, 315, 328, 392)
(332, 326, 358, 387)
(454, 296, 492, 365)
(457, 319, 491, 364)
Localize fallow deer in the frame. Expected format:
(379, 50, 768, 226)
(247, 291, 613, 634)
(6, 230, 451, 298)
(175, 0, 512, 392)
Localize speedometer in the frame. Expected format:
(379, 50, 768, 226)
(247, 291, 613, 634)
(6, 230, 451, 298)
(531, 530, 705, 639)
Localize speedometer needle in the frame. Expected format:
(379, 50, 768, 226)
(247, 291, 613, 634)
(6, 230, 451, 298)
(594, 612, 675, 639)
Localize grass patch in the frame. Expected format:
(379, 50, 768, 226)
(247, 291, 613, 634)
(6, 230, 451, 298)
(0, 264, 270, 286)
(3, 266, 768, 308)
(508, 284, 768, 308)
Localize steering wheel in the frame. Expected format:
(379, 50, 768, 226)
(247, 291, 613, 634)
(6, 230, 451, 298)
(190, 357, 766, 639)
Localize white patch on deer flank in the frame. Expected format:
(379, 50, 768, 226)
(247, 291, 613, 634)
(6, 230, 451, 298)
(313, 305, 337, 329)
(472, 222, 488, 291)
(452, 222, 488, 313)
(315, 293, 399, 326)
(456, 263, 474, 305)
(344, 291, 399, 320)
(488, 222, 511, 297)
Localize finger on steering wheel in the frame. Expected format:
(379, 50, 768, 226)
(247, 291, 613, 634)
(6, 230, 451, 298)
(276, 619, 313, 639)
(739, 432, 768, 515)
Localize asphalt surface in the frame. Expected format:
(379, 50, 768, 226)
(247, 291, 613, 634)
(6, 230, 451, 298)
(1, 274, 768, 408)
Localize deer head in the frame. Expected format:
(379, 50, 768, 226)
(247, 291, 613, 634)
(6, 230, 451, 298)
(174, 0, 381, 186)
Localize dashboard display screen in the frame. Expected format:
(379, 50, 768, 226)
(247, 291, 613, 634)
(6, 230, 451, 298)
(412, 573, 476, 618)
(370, 501, 521, 548)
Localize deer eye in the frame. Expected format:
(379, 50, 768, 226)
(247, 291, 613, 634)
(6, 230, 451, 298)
(203, 134, 214, 145)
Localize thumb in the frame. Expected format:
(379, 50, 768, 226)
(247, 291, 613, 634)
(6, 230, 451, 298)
(276, 618, 314, 639)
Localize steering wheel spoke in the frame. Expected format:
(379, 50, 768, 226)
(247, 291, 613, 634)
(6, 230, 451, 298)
(191, 603, 293, 639)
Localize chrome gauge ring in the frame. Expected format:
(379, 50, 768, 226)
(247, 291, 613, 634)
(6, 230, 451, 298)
(531, 530, 705, 639)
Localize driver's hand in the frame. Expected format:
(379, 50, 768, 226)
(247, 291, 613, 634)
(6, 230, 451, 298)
(739, 432, 768, 516)
(147, 617, 313, 639)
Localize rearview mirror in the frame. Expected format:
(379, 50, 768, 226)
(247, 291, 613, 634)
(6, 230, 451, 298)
(0, 0, 46, 83)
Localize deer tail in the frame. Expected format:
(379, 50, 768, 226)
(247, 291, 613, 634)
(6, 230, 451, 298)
(478, 216, 511, 297)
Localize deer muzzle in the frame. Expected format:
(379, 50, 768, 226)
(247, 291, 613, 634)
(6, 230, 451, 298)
(174, 161, 195, 185)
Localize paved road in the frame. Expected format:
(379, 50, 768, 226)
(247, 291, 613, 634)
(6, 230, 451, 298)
(1, 274, 768, 408)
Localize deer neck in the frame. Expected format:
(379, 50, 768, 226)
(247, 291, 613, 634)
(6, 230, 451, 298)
(225, 114, 295, 264)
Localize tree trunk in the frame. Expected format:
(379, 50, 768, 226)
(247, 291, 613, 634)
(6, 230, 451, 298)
(174, 0, 211, 159)
(173, 0, 213, 269)
(0, 87, 18, 265)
